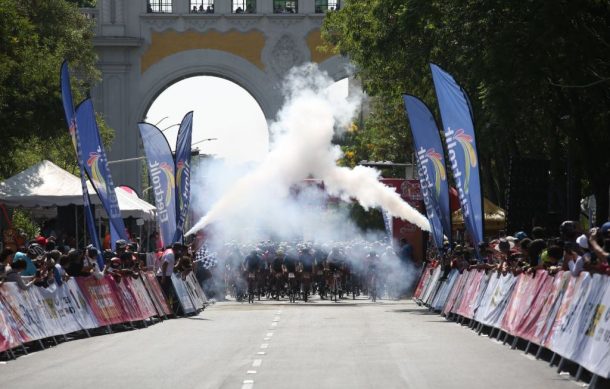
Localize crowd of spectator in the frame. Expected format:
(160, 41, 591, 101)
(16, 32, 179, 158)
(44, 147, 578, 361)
(431, 221, 610, 279)
(0, 231, 214, 303)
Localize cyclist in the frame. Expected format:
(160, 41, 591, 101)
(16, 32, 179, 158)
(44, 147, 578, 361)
(271, 249, 285, 300)
(283, 248, 299, 302)
(367, 251, 380, 302)
(299, 246, 315, 302)
(243, 250, 261, 303)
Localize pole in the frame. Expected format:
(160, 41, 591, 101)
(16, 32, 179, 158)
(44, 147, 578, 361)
(75, 206, 79, 250)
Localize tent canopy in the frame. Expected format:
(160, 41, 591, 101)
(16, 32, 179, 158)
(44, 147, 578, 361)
(452, 198, 506, 231)
(0, 160, 156, 220)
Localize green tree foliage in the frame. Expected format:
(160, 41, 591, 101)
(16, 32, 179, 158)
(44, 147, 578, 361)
(323, 0, 610, 225)
(0, 0, 112, 179)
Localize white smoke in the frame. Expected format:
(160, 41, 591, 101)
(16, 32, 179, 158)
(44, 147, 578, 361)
(185, 64, 430, 239)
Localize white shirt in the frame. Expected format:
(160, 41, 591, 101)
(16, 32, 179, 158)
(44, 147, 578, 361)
(156, 249, 175, 277)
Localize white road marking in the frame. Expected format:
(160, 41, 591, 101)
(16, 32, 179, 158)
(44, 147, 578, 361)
(263, 337, 270, 341)
(273, 317, 280, 322)
(271, 322, 278, 327)
(260, 343, 269, 349)
(256, 351, 266, 355)
(252, 359, 262, 367)
(266, 332, 273, 337)
(247, 370, 257, 374)
(242, 379, 254, 389)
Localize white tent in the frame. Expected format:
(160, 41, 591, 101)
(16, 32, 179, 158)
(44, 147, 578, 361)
(0, 160, 156, 220)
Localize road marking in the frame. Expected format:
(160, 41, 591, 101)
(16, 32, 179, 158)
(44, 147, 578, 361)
(260, 343, 269, 349)
(266, 332, 273, 337)
(276, 310, 282, 314)
(242, 379, 254, 389)
(256, 351, 266, 355)
(247, 370, 257, 374)
(273, 317, 280, 322)
(271, 322, 278, 327)
(263, 337, 270, 341)
(252, 359, 262, 367)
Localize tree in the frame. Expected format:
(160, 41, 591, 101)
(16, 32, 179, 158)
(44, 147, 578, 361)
(323, 0, 610, 227)
(0, 0, 112, 179)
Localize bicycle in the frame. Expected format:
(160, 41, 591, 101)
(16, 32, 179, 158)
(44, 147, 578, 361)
(287, 272, 297, 303)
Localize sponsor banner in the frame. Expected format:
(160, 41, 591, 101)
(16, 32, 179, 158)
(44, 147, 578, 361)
(430, 64, 484, 254)
(63, 279, 99, 330)
(456, 270, 485, 318)
(60, 61, 104, 266)
(576, 275, 610, 378)
(403, 95, 452, 247)
(500, 270, 549, 335)
(0, 294, 24, 352)
(450, 270, 477, 315)
(76, 276, 129, 326)
(130, 277, 159, 319)
(473, 273, 517, 327)
(443, 271, 468, 316)
(413, 264, 432, 300)
(184, 273, 208, 309)
(547, 272, 596, 359)
(171, 274, 196, 315)
(141, 272, 172, 316)
(514, 272, 555, 342)
(174, 111, 194, 242)
(36, 284, 86, 336)
(138, 122, 177, 248)
(526, 271, 571, 346)
(116, 277, 147, 322)
(543, 272, 589, 350)
(75, 99, 128, 249)
(0, 283, 47, 341)
(431, 270, 459, 311)
(421, 265, 442, 304)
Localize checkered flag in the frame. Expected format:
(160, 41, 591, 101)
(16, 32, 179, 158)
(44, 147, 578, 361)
(194, 244, 217, 269)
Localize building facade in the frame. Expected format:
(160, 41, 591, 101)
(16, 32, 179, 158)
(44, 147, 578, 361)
(86, 0, 349, 191)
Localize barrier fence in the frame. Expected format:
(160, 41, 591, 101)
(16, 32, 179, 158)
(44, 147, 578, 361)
(0, 271, 207, 356)
(413, 265, 610, 382)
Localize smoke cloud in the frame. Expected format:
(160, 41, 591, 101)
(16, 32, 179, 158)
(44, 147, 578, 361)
(185, 64, 429, 241)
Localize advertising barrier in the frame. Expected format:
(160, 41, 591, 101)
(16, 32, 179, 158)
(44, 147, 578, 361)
(0, 270, 206, 356)
(415, 267, 610, 379)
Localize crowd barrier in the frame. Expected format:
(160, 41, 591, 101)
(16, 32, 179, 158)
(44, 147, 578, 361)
(0, 271, 208, 356)
(414, 265, 610, 381)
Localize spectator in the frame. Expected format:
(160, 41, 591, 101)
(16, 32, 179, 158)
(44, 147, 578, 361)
(156, 242, 183, 297)
(1, 248, 15, 276)
(5, 259, 38, 290)
(83, 245, 104, 280)
(66, 249, 84, 277)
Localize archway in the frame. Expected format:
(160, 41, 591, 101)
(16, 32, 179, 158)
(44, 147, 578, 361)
(145, 75, 269, 162)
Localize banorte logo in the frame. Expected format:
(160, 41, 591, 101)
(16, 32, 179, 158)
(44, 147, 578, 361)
(176, 160, 190, 210)
(426, 149, 446, 196)
(86, 152, 107, 195)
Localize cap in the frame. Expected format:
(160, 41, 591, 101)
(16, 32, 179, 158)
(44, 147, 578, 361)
(576, 234, 589, 250)
(515, 231, 527, 241)
(171, 241, 184, 249)
(601, 222, 610, 236)
(115, 239, 127, 249)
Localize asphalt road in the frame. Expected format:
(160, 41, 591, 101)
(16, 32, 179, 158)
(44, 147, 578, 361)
(1, 296, 578, 389)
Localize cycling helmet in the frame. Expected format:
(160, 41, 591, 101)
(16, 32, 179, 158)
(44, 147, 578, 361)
(27, 243, 45, 258)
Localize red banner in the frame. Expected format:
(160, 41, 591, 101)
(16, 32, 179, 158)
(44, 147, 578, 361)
(456, 270, 486, 319)
(116, 277, 147, 322)
(141, 272, 172, 316)
(76, 276, 129, 326)
(500, 270, 549, 335)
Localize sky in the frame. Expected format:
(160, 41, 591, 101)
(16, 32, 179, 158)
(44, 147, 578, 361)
(145, 76, 348, 163)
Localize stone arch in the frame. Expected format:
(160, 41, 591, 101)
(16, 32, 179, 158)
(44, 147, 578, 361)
(135, 49, 282, 126)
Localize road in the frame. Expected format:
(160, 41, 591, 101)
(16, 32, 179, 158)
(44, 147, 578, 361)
(1, 297, 578, 389)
